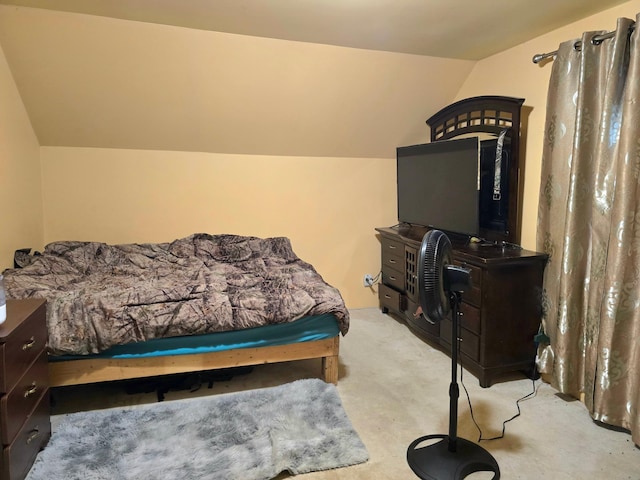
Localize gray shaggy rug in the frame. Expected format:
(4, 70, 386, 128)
(27, 379, 368, 480)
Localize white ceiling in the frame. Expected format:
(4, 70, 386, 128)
(0, 0, 631, 60)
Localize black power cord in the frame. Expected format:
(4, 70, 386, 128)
(459, 362, 540, 442)
(454, 308, 540, 442)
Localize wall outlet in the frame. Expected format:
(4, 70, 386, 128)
(363, 274, 374, 287)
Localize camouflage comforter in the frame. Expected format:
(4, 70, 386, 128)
(3, 234, 349, 356)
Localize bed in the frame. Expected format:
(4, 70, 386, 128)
(3, 233, 349, 387)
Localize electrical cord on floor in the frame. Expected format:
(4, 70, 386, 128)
(457, 338, 541, 442)
(456, 308, 540, 443)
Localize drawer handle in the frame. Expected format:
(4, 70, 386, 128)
(22, 337, 36, 350)
(389, 276, 397, 281)
(389, 259, 397, 264)
(388, 245, 397, 249)
(384, 294, 391, 299)
(26, 429, 40, 445)
(24, 382, 38, 398)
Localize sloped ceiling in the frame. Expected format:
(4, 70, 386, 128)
(0, 1, 630, 157)
(0, 0, 630, 59)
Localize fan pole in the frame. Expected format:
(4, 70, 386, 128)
(447, 292, 460, 453)
(407, 292, 500, 480)
(407, 229, 499, 479)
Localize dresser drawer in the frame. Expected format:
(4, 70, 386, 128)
(460, 302, 480, 335)
(453, 260, 482, 306)
(465, 285, 482, 307)
(1, 391, 50, 480)
(440, 319, 480, 362)
(0, 303, 47, 395)
(453, 260, 482, 287)
(381, 249, 403, 272)
(381, 237, 404, 257)
(382, 268, 404, 291)
(379, 284, 404, 312)
(406, 299, 439, 337)
(460, 330, 479, 361)
(1, 351, 49, 445)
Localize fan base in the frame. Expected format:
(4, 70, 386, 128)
(407, 434, 500, 480)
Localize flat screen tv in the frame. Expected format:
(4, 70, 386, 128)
(397, 137, 480, 237)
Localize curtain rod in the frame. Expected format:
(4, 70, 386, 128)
(532, 23, 636, 64)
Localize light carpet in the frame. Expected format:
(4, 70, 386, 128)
(27, 379, 368, 480)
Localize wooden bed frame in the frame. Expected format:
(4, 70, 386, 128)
(48, 335, 340, 387)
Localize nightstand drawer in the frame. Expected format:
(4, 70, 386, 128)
(1, 351, 49, 445)
(0, 302, 47, 395)
(1, 392, 50, 480)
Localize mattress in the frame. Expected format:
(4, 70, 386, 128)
(50, 313, 340, 361)
(3, 234, 350, 356)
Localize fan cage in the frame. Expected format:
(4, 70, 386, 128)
(418, 230, 453, 324)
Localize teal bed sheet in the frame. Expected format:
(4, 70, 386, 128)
(50, 314, 340, 361)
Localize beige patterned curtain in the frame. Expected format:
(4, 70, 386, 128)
(537, 15, 640, 445)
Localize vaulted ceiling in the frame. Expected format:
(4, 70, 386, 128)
(0, 0, 631, 156)
(0, 0, 630, 60)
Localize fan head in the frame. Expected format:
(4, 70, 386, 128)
(418, 230, 473, 324)
(418, 230, 453, 323)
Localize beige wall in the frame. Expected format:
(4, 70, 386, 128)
(15, 9, 476, 310)
(8, 2, 640, 307)
(0, 42, 43, 270)
(0, 7, 475, 159)
(456, 0, 640, 251)
(41, 147, 397, 308)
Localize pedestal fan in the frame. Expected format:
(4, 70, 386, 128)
(406, 230, 500, 480)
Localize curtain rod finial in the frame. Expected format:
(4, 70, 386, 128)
(532, 52, 555, 64)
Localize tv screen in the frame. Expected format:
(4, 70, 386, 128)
(397, 137, 480, 236)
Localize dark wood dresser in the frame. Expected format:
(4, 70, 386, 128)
(0, 299, 50, 480)
(376, 225, 548, 387)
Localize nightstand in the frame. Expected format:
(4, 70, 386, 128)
(0, 299, 50, 480)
